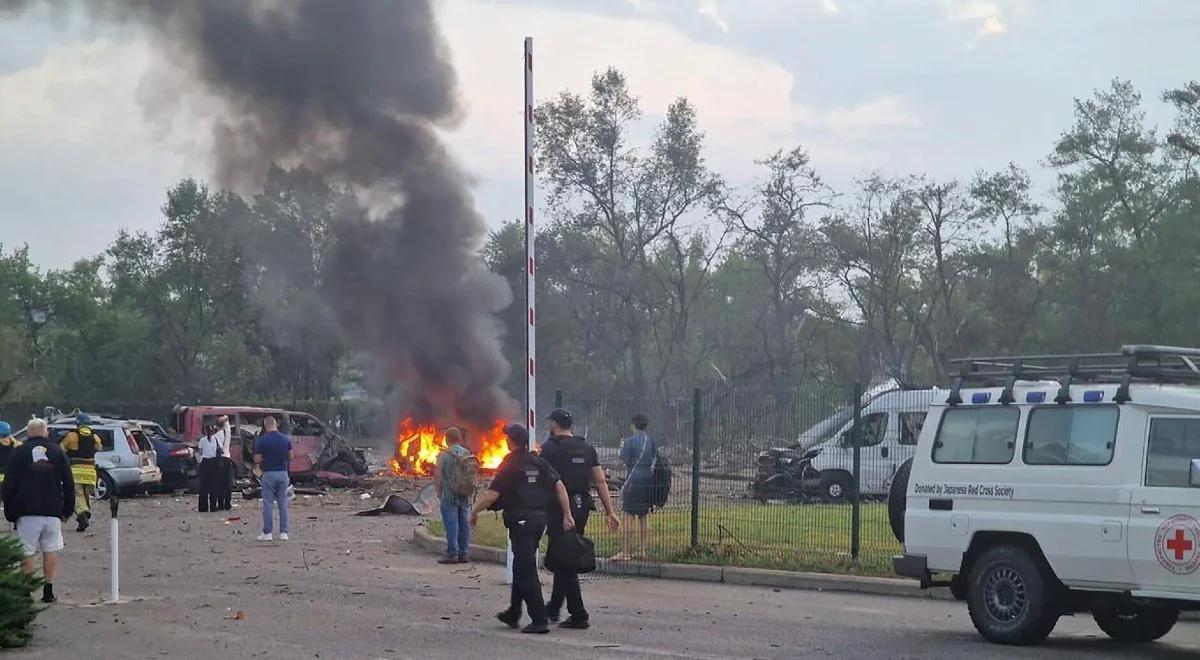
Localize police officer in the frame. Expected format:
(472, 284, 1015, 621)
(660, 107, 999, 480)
(60, 414, 102, 532)
(470, 423, 574, 634)
(540, 408, 620, 629)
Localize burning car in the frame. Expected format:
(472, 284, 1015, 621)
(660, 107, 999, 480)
(387, 417, 511, 477)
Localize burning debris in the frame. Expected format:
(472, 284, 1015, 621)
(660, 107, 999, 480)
(388, 418, 510, 476)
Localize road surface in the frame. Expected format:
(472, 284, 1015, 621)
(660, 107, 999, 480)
(13, 489, 1200, 659)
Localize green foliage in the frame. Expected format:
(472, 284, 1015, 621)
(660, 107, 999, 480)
(0, 534, 42, 648)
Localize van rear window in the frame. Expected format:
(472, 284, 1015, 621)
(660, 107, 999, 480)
(932, 407, 1019, 464)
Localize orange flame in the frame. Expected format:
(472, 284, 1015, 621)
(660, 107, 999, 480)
(389, 418, 510, 476)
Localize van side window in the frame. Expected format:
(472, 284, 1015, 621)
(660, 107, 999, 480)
(844, 413, 887, 447)
(899, 413, 926, 446)
(932, 407, 1019, 464)
(1024, 406, 1117, 466)
(1146, 418, 1200, 487)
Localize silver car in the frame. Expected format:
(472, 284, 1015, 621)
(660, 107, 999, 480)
(17, 415, 162, 499)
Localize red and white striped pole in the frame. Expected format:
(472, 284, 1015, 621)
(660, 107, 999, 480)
(524, 36, 536, 447)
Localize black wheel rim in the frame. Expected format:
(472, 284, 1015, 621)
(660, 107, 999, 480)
(983, 566, 1027, 623)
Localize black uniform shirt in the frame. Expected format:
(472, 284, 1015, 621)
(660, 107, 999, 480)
(488, 448, 561, 526)
(539, 435, 599, 496)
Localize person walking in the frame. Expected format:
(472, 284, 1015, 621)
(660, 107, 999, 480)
(196, 423, 223, 513)
(59, 414, 102, 532)
(613, 413, 656, 561)
(470, 424, 574, 634)
(433, 427, 475, 564)
(539, 408, 620, 629)
(2, 418, 75, 603)
(255, 416, 291, 542)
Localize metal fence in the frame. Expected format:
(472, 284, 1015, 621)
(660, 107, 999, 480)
(558, 384, 929, 577)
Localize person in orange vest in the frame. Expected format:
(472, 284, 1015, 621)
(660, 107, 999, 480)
(60, 414, 102, 532)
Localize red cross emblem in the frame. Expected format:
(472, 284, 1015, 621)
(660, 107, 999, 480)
(1154, 514, 1200, 575)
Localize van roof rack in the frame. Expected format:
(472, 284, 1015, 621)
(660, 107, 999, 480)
(946, 345, 1200, 405)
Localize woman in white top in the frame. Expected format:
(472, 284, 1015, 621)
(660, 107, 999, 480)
(214, 415, 234, 511)
(197, 423, 224, 513)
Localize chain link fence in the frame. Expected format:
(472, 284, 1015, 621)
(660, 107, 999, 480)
(559, 384, 931, 577)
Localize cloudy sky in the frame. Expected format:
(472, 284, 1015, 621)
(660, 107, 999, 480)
(1, 0, 1198, 269)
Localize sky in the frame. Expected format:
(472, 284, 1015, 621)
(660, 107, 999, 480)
(1, 0, 1198, 269)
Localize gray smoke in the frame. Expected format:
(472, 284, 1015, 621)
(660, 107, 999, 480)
(3, 0, 517, 428)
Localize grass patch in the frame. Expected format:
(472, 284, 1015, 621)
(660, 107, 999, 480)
(429, 502, 900, 577)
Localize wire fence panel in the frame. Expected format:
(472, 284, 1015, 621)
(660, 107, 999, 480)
(559, 383, 924, 578)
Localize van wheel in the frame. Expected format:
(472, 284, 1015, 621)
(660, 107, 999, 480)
(819, 472, 852, 502)
(888, 458, 912, 543)
(966, 545, 1060, 645)
(93, 471, 117, 502)
(1092, 600, 1179, 642)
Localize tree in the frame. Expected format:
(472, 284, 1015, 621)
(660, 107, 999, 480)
(536, 68, 720, 397)
(713, 147, 834, 389)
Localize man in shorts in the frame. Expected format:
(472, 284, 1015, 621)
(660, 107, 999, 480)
(1, 418, 75, 603)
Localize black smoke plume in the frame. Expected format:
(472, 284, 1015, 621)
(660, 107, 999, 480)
(2, 0, 517, 428)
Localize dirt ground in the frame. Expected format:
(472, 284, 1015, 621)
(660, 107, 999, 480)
(7, 485, 1200, 659)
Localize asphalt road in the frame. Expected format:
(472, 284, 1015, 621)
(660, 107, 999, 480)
(9, 489, 1200, 659)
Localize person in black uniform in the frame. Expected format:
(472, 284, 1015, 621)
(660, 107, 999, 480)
(470, 423, 574, 634)
(539, 408, 620, 629)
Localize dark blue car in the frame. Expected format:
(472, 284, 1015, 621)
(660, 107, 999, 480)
(136, 420, 198, 490)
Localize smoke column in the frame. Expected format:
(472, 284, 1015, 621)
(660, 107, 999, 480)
(1, 0, 517, 427)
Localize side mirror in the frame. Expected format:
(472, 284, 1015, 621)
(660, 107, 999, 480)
(1191, 459, 1200, 487)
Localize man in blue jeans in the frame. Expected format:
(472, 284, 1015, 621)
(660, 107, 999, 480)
(433, 427, 472, 564)
(255, 416, 292, 542)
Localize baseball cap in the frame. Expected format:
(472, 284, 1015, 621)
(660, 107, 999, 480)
(546, 408, 573, 428)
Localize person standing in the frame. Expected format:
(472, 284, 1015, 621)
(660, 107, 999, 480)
(196, 423, 223, 513)
(539, 408, 620, 629)
(613, 413, 656, 561)
(470, 424, 574, 634)
(214, 415, 235, 511)
(0, 421, 18, 486)
(433, 427, 475, 564)
(255, 416, 292, 542)
(2, 418, 75, 603)
(59, 414, 102, 533)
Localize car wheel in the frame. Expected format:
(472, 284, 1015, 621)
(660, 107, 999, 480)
(1092, 600, 1179, 642)
(93, 471, 117, 502)
(819, 472, 852, 502)
(888, 458, 913, 543)
(966, 545, 1060, 645)
(326, 460, 355, 477)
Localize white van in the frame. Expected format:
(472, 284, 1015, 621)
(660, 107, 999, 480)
(805, 388, 939, 500)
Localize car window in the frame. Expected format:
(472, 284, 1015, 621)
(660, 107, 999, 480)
(899, 412, 926, 446)
(1146, 418, 1200, 487)
(842, 413, 887, 448)
(1024, 406, 1117, 466)
(290, 415, 324, 437)
(129, 429, 153, 452)
(932, 407, 1019, 464)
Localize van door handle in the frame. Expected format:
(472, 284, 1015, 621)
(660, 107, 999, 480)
(1141, 506, 1161, 514)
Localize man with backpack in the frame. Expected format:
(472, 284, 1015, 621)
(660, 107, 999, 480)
(434, 427, 477, 564)
(539, 408, 620, 629)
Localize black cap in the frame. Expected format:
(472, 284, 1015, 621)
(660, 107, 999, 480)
(546, 408, 573, 428)
(504, 423, 530, 447)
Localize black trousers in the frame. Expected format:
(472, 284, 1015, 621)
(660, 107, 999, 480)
(548, 494, 592, 620)
(216, 457, 234, 511)
(198, 459, 221, 512)
(505, 518, 548, 625)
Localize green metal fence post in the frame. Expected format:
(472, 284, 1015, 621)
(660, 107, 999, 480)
(554, 389, 563, 408)
(690, 387, 701, 550)
(851, 382, 862, 561)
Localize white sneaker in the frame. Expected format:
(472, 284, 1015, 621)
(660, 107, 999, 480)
(279, 533, 289, 541)
(257, 533, 274, 542)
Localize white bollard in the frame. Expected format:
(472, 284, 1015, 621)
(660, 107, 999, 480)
(505, 539, 514, 584)
(109, 503, 119, 603)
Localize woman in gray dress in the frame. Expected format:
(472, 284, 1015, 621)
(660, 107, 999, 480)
(613, 413, 655, 561)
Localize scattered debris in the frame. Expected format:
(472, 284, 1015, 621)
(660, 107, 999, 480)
(225, 610, 245, 621)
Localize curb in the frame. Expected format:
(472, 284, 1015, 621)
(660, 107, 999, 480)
(411, 526, 954, 601)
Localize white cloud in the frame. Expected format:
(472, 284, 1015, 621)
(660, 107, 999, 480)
(823, 97, 922, 130)
(942, 0, 1007, 38)
(820, 0, 841, 14)
(697, 0, 730, 32)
